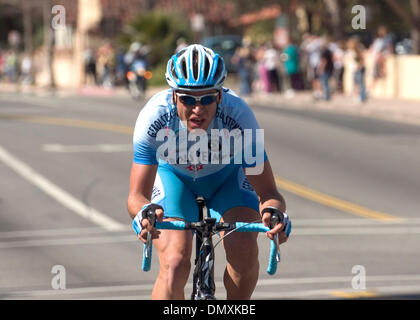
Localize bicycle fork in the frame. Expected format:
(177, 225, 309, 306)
(191, 196, 216, 300)
(191, 236, 216, 300)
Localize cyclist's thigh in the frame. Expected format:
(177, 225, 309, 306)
(220, 206, 260, 243)
(208, 166, 259, 222)
(208, 167, 260, 253)
(220, 207, 260, 265)
(152, 165, 199, 222)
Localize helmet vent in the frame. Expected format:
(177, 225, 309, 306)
(176, 48, 186, 58)
(170, 62, 178, 80)
(192, 48, 199, 81)
(204, 56, 210, 81)
(180, 58, 187, 80)
(215, 60, 223, 79)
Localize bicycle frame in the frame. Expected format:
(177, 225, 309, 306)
(191, 196, 216, 300)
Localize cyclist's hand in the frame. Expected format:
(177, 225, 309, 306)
(136, 203, 164, 243)
(138, 218, 161, 243)
(261, 207, 291, 244)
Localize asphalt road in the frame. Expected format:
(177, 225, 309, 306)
(0, 90, 420, 300)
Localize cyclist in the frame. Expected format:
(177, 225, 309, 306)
(127, 44, 290, 300)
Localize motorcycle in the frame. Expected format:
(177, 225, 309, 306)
(126, 59, 152, 100)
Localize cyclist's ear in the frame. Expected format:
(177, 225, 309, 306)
(217, 90, 222, 103)
(172, 91, 177, 105)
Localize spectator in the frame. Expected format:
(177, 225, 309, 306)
(20, 55, 33, 85)
(263, 42, 280, 93)
(83, 49, 97, 85)
(255, 44, 270, 93)
(369, 26, 393, 93)
(232, 40, 254, 96)
(318, 39, 334, 101)
(347, 37, 367, 103)
(281, 40, 302, 98)
(97, 42, 115, 88)
(331, 40, 345, 93)
(115, 47, 127, 86)
(5, 50, 17, 83)
(0, 50, 3, 81)
(304, 35, 323, 100)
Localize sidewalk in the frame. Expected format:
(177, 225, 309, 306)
(244, 91, 420, 127)
(1, 82, 420, 126)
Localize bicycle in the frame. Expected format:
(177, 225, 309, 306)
(132, 196, 291, 300)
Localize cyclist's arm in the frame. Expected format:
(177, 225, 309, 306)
(246, 159, 287, 240)
(246, 159, 285, 211)
(127, 163, 158, 219)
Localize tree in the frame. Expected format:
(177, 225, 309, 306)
(323, 0, 345, 40)
(384, 0, 420, 54)
(121, 10, 192, 67)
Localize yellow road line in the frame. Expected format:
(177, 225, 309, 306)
(6, 114, 402, 222)
(4, 115, 134, 135)
(330, 290, 378, 299)
(275, 176, 402, 222)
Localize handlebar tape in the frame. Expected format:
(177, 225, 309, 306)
(137, 220, 280, 274)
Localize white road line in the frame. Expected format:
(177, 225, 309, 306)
(0, 227, 131, 239)
(3, 274, 420, 298)
(292, 227, 420, 235)
(2, 226, 420, 248)
(289, 218, 420, 226)
(28, 284, 420, 300)
(42, 144, 132, 153)
(0, 145, 125, 231)
(2, 218, 420, 240)
(0, 235, 135, 249)
(0, 283, 155, 298)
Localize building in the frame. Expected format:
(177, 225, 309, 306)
(31, 0, 236, 88)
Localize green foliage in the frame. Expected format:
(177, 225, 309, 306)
(119, 10, 192, 68)
(148, 62, 168, 87)
(244, 19, 276, 45)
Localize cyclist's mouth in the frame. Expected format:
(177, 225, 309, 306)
(190, 118, 205, 128)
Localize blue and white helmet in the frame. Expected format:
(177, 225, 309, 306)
(166, 44, 227, 92)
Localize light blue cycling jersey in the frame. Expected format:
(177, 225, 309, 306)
(132, 88, 267, 221)
(133, 87, 267, 181)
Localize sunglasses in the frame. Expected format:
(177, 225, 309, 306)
(175, 92, 219, 106)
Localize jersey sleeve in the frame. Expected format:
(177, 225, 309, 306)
(133, 108, 159, 165)
(132, 90, 175, 165)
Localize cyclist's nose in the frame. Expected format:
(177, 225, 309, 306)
(192, 104, 205, 114)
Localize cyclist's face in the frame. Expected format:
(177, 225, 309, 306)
(174, 89, 221, 131)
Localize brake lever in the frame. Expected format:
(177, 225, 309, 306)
(144, 210, 156, 258)
(274, 234, 281, 262)
(269, 212, 284, 263)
